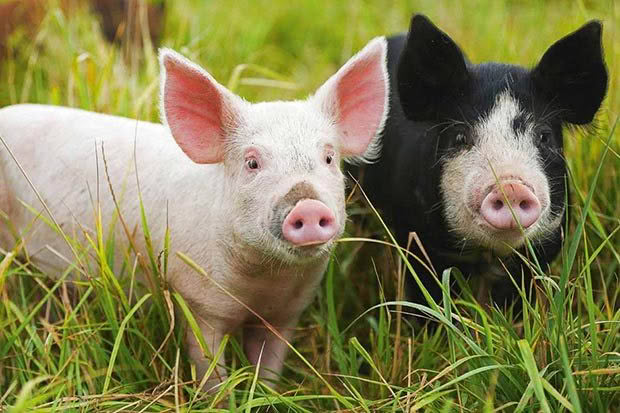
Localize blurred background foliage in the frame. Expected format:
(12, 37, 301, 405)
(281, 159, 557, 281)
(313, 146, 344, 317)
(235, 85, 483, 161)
(0, 0, 617, 119)
(0, 0, 617, 411)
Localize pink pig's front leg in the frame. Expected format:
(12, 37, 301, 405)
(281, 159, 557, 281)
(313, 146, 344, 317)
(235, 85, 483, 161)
(185, 318, 228, 392)
(243, 317, 299, 386)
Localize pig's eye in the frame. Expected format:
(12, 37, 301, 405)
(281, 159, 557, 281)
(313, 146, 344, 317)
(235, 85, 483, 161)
(536, 127, 553, 146)
(454, 131, 472, 147)
(324, 149, 336, 165)
(246, 157, 260, 170)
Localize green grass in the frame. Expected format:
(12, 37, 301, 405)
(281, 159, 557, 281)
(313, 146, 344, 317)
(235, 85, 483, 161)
(0, 0, 618, 411)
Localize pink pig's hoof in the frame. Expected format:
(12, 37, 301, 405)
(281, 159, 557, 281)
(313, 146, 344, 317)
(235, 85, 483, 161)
(282, 199, 337, 246)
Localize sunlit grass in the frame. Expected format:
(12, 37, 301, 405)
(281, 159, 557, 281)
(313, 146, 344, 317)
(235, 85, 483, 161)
(0, 0, 618, 411)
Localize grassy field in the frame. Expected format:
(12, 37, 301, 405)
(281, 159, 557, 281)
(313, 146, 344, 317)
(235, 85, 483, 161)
(0, 0, 618, 411)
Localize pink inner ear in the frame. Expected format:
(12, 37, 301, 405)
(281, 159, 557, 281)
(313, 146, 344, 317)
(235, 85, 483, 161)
(163, 55, 226, 164)
(335, 46, 387, 157)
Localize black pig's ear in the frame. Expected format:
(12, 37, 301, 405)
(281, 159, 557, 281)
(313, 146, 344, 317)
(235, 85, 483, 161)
(397, 14, 469, 121)
(532, 21, 608, 125)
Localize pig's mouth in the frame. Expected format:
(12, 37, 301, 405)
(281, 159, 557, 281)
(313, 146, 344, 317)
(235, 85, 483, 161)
(276, 226, 338, 260)
(270, 237, 335, 264)
(265, 224, 336, 263)
(485, 225, 530, 245)
(296, 240, 330, 247)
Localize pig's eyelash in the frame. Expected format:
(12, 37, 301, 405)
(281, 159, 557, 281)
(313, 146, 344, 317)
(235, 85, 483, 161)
(532, 99, 552, 124)
(440, 119, 473, 142)
(538, 106, 568, 125)
(438, 124, 454, 135)
(449, 110, 474, 130)
(427, 121, 454, 134)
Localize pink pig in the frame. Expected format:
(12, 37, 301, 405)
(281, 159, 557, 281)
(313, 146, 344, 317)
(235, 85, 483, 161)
(0, 38, 388, 388)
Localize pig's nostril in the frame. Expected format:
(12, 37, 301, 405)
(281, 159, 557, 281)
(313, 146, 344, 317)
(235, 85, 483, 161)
(294, 220, 303, 229)
(520, 200, 529, 210)
(493, 199, 504, 210)
(319, 218, 328, 227)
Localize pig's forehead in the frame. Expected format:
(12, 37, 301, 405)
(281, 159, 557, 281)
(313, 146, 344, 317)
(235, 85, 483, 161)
(448, 63, 534, 123)
(476, 91, 530, 137)
(240, 101, 336, 145)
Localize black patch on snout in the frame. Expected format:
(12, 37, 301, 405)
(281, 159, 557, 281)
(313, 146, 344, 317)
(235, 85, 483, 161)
(512, 112, 529, 136)
(269, 182, 319, 240)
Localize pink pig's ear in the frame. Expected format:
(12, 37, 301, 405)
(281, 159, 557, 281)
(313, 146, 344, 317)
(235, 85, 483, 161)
(314, 37, 389, 163)
(159, 48, 246, 164)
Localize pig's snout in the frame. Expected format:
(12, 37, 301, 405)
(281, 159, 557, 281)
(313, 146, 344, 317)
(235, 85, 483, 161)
(480, 182, 541, 230)
(282, 200, 337, 246)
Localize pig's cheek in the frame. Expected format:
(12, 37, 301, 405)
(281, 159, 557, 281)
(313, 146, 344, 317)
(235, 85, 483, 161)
(459, 152, 490, 218)
(441, 153, 488, 241)
(533, 170, 552, 212)
(329, 180, 347, 231)
(233, 191, 264, 240)
(441, 157, 468, 213)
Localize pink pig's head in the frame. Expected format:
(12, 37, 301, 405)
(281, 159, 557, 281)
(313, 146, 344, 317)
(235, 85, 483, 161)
(159, 38, 389, 264)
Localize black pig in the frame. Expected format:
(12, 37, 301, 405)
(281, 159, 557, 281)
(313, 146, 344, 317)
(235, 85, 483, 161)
(355, 15, 608, 311)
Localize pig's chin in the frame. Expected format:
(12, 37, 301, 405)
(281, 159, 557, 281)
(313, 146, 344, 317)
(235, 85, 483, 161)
(477, 225, 529, 255)
(468, 212, 556, 256)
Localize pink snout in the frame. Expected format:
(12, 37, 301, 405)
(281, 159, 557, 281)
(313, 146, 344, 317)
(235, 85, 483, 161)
(480, 182, 541, 230)
(282, 199, 338, 246)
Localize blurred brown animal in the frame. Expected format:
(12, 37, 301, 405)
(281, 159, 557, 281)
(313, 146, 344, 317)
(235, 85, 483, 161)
(0, 0, 47, 55)
(91, 0, 165, 49)
(0, 0, 165, 58)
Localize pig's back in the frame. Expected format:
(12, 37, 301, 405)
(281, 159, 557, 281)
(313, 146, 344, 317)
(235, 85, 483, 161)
(0, 104, 170, 153)
(0, 104, 179, 215)
(0, 104, 214, 274)
(0, 104, 174, 171)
